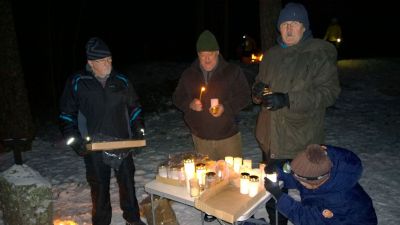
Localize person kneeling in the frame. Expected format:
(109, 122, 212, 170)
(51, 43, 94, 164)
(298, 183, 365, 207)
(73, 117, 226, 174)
(264, 144, 377, 225)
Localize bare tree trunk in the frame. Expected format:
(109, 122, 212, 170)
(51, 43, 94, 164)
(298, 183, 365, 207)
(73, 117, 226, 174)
(259, 0, 282, 52)
(0, 0, 35, 155)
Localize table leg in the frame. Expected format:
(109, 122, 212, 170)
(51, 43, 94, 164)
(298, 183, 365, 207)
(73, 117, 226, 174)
(274, 198, 278, 225)
(151, 193, 156, 225)
(201, 211, 204, 225)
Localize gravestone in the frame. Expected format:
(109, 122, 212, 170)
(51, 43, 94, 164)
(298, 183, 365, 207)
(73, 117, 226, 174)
(0, 164, 52, 225)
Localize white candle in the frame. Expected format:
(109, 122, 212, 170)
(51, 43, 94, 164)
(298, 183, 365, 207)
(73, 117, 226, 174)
(196, 163, 206, 190)
(184, 159, 195, 193)
(190, 177, 200, 198)
(243, 159, 252, 170)
(266, 172, 277, 183)
(240, 172, 250, 194)
(233, 157, 242, 173)
(248, 175, 259, 197)
(225, 156, 234, 167)
(211, 98, 219, 107)
(158, 165, 168, 178)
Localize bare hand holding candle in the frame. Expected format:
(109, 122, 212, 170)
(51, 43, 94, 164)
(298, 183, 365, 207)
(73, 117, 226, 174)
(209, 98, 224, 117)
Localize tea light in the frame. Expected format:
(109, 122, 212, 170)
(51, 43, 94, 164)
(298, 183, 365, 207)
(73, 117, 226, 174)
(266, 172, 277, 183)
(233, 157, 242, 173)
(158, 165, 168, 178)
(225, 156, 234, 167)
(240, 172, 250, 194)
(248, 175, 259, 197)
(196, 163, 206, 190)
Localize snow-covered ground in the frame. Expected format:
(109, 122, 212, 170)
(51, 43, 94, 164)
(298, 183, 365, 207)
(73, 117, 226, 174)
(1, 58, 399, 225)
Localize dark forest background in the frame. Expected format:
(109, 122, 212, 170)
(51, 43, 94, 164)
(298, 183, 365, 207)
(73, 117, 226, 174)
(0, 0, 397, 152)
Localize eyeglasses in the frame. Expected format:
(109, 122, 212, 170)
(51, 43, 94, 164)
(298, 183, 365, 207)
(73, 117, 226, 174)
(283, 161, 330, 181)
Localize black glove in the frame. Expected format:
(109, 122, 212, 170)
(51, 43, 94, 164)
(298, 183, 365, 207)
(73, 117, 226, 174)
(67, 136, 89, 157)
(252, 81, 267, 98)
(264, 177, 283, 201)
(262, 92, 289, 111)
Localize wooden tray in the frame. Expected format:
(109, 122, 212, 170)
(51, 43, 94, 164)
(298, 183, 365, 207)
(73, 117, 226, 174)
(86, 139, 146, 151)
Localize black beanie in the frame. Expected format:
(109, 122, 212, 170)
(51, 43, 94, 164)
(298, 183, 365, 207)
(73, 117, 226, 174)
(291, 144, 332, 185)
(196, 30, 220, 52)
(86, 37, 111, 60)
(277, 3, 310, 30)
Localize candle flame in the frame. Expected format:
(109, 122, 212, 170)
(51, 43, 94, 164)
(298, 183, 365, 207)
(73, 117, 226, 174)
(201, 87, 206, 92)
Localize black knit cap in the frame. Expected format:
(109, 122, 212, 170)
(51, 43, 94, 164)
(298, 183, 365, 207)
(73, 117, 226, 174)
(86, 37, 111, 60)
(291, 144, 332, 185)
(277, 2, 310, 30)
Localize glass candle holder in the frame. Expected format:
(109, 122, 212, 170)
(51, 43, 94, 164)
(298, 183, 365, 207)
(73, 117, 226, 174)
(240, 172, 250, 195)
(233, 157, 243, 173)
(158, 165, 168, 178)
(190, 177, 200, 198)
(196, 163, 206, 190)
(248, 175, 259, 197)
(205, 171, 217, 189)
(224, 156, 234, 167)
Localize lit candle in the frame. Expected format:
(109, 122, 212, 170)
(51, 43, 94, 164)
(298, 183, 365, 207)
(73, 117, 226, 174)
(266, 172, 277, 183)
(233, 157, 242, 173)
(240, 172, 250, 195)
(184, 159, 195, 193)
(199, 86, 206, 102)
(196, 163, 206, 190)
(225, 156, 234, 167)
(210, 98, 219, 114)
(248, 175, 259, 197)
(243, 159, 252, 170)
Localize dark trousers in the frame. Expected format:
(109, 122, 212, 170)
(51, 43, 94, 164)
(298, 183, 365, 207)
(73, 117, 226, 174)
(84, 152, 140, 225)
(262, 151, 290, 225)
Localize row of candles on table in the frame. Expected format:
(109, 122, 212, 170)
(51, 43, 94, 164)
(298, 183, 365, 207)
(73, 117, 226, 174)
(158, 156, 277, 198)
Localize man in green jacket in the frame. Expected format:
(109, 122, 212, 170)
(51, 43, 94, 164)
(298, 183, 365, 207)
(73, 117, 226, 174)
(252, 3, 341, 225)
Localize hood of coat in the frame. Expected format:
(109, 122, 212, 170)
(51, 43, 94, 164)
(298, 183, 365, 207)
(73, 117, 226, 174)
(314, 146, 363, 192)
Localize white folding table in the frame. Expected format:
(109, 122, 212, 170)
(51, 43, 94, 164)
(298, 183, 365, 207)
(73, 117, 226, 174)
(144, 179, 277, 225)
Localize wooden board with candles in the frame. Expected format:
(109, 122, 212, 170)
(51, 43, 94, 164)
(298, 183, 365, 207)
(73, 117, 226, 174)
(195, 178, 266, 224)
(86, 139, 146, 151)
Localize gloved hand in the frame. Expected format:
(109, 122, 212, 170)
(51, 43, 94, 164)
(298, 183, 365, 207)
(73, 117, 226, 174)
(66, 136, 89, 157)
(252, 81, 267, 98)
(262, 92, 289, 111)
(264, 177, 283, 201)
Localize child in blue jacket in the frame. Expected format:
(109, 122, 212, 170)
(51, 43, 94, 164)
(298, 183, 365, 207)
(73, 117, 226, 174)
(264, 144, 377, 225)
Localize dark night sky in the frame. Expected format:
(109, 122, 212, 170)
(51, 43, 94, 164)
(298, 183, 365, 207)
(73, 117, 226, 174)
(9, 0, 397, 115)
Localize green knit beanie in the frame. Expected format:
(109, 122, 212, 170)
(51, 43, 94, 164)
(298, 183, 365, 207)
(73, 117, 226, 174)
(196, 30, 220, 52)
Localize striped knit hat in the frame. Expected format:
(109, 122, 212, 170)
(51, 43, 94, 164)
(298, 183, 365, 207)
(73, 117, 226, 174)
(86, 37, 111, 60)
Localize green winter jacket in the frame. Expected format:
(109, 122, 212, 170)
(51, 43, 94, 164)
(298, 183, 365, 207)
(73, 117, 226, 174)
(256, 38, 340, 159)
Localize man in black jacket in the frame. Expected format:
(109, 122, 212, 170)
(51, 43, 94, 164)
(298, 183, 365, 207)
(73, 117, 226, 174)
(59, 37, 145, 225)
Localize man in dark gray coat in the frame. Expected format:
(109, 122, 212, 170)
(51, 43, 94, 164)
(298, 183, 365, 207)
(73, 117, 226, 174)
(252, 3, 341, 225)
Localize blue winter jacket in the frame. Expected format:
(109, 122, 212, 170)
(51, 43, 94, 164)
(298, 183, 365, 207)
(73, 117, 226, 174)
(277, 145, 377, 225)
